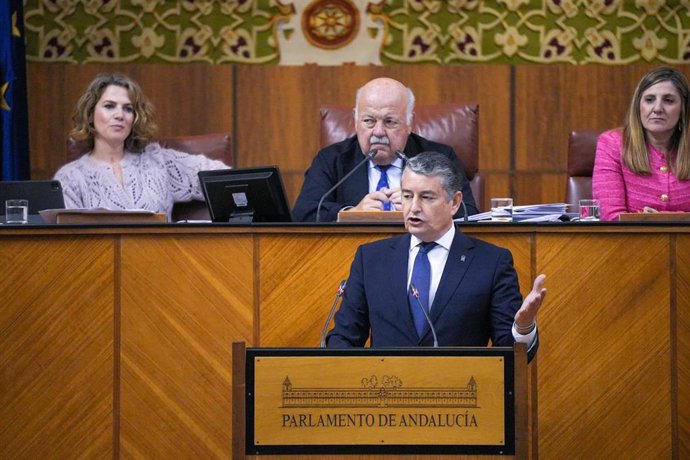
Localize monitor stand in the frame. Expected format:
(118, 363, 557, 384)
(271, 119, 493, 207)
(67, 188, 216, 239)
(228, 211, 255, 223)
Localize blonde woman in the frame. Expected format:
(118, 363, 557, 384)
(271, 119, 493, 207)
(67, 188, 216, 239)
(593, 67, 690, 221)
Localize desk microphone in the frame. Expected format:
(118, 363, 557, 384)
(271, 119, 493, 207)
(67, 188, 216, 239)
(460, 200, 468, 223)
(315, 149, 379, 222)
(396, 151, 468, 223)
(319, 280, 347, 348)
(409, 282, 439, 347)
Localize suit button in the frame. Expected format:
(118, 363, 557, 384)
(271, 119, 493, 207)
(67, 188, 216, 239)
(661, 194, 669, 201)
(660, 166, 669, 173)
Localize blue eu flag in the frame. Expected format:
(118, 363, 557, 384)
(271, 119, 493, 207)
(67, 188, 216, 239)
(1, 0, 30, 180)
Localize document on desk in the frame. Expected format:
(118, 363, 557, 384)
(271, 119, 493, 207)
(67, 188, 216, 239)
(459, 203, 572, 223)
(39, 208, 167, 224)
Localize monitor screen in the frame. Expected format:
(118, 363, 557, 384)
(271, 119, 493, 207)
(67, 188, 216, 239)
(0, 180, 65, 223)
(199, 166, 292, 223)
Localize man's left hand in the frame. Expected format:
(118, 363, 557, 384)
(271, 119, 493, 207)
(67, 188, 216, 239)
(514, 274, 546, 329)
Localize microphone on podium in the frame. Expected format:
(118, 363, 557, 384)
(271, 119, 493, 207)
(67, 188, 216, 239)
(319, 280, 347, 348)
(460, 200, 468, 223)
(409, 282, 439, 347)
(315, 149, 379, 222)
(396, 151, 468, 222)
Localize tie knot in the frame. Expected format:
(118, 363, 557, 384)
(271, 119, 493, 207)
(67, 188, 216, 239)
(376, 164, 391, 173)
(418, 242, 436, 254)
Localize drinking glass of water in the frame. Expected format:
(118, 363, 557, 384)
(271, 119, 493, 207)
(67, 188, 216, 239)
(578, 199, 600, 221)
(491, 198, 513, 222)
(5, 199, 28, 224)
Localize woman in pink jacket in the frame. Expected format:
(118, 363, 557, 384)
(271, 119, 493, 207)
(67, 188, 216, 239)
(593, 67, 690, 221)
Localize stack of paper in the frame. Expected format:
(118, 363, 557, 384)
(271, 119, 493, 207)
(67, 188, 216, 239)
(460, 203, 574, 223)
(513, 203, 570, 222)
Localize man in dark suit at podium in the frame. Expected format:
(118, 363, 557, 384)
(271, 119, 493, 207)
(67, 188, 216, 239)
(326, 152, 545, 361)
(292, 77, 478, 222)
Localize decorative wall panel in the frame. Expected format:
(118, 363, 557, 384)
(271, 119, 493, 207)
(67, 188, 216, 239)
(23, 1, 690, 65)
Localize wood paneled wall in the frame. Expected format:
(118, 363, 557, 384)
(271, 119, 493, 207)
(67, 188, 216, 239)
(26, 63, 690, 210)
(2, 225, 688, 458)
(0, 235, 115, 457)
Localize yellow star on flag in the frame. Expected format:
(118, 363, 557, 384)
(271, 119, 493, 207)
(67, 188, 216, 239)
(1, 82, 10, 111)
(12, 12, 20, 37)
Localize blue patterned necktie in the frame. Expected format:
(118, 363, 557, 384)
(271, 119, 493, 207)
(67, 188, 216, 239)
(409, 242, 436, 337)
(375, 165, 392, 211)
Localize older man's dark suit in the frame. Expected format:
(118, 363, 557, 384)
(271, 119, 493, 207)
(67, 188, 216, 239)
(327, 230, 538, 360)
(292, 133, 478, 222)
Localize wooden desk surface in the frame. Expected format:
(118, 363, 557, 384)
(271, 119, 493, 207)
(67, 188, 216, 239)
(1, 223, 687, 458)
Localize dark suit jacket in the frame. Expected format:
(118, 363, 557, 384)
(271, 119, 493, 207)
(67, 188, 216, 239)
(326, 230, 538, 361)
(292, 133, 479, 222)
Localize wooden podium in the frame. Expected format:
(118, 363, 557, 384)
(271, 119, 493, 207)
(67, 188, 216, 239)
(232, 342, 529, 459)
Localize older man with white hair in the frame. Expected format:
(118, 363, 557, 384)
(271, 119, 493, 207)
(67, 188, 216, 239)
(292, 77, 478, 222)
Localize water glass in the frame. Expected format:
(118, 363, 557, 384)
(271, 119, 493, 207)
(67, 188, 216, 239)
(5, 199, 28, 224)
(579, 199, 600, 221)
(491, 198, 513, 222)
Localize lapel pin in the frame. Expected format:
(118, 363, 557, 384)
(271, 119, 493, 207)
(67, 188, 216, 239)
(461, 255, 466, 262)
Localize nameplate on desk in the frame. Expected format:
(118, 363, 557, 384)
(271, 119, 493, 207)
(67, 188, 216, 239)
(618, 212, 690, 222)
(39, 209, 167, 224)
(337, 210, 404, 223)
(247, 350, 513, 454)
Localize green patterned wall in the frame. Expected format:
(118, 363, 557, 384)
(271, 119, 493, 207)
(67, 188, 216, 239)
(23, 0, 690, 65)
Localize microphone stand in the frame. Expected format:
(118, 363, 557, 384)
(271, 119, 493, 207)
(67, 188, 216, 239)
(410, 282, 439, 347)
(315, 149, 378, 223)
(319, 280, 347, 348)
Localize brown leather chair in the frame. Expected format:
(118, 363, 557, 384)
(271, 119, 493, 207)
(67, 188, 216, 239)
(319, 103, 483, 211)
(66, 133, 233, 221)
(565, 129, 603, 205)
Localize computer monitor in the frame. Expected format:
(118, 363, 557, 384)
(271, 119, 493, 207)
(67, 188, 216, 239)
(199, 166, 292, 223)
(0, 180, 65, 223)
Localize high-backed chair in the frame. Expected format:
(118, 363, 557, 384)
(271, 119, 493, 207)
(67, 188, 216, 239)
(319, 103, 483, 210)
(565, 129, 602, 205)
(66, 133, 233, 221)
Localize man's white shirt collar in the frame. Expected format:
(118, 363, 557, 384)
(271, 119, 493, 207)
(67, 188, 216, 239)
(409, 224, 455, 251)
(368, 157, 404, 171)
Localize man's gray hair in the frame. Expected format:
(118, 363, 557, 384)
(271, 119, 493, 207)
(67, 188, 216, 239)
(354, 86, 415, 125)
(405, 152, 463, 201)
